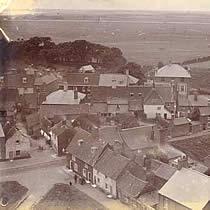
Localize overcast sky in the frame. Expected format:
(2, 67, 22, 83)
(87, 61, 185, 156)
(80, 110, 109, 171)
(4, 0, 210, 13)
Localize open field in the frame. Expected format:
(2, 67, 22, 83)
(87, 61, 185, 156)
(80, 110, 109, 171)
(2, 10, 210, 65)
(33, 183, 107, 210)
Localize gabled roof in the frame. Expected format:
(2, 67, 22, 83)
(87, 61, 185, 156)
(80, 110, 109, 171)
(144, 89, 164, 105)
(120, 126, 154, 150)
(40, 117, 53, 133)
(98, 126, 123, 145)
(95, 147, 130, 180)
(99, 73, 139, 87)
(117, 171, 149, 198)
(173, 117, 190, 126)
(66, 73, 100, 86)
(0, 123, 5, 138)
(155, 64, 191, 78)
(42, 90, 86, 105)
(154, 163, 177, 181)
(34, 74, 57, 86)
(159, 168, 210, 210)
(66, 127, 107, 166)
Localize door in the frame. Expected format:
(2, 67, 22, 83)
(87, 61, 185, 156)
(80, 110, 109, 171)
(9, 151, 13, 160)
(88, 172, 91, 182)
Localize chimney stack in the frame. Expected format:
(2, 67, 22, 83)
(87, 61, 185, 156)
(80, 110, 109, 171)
(74, 88, 78, 100)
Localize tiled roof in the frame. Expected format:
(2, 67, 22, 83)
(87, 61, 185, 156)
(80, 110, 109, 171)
(0, 88, 18, 110)
(120, 126, 154, 150)
(42, 90, 86, 105)
(0, 123, 5, 138)
(173, 117, 190, 126)
(95, 147, 130, 180)
(159, 168, 210, 210)
(155, 64, 191, 78)
(98, 126, 123, 145)
(66, 127, 107, 166)
(23, 93, 38, 109)
(179, 95, 209, 107)
(128, 100, 144, 111)
(34, 74, 57, 86)
(117, 171, 149, 198)
(40, 117, 53, 133)
(25, 112, 40, 128)
(99, 73, 139, 87)
(144, 89, 165, 105)
(154, 163, 176, 180)
(66, 73, 100, 86)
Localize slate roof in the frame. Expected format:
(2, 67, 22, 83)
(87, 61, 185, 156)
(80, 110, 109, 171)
(144, 89, 165, 105)
(40, 117, 53, 133)
(99, 73, 139, 87)
(155, 64, 191, 78)
(154, 163, 177, 181)
(199, 107, 210, 116)
(173, 117, 190, 126)
(23, 93, 38, 109)
(0, 88, 18, 110)
(120, 126, 154, 150)
(0, 123, 5, 138)
(95, 147, 130, 180)
(34, 74, 57, 86)
(98, 126, 123, 145)
(66, 127, 107, 166)
(117, 171, 149, 198)
(25, 112, 40, 128)
(42, 90, 86, 105)
(159, 168, 210, 210)
(66, 73, 100, 86)
(178, 95, 209, 107)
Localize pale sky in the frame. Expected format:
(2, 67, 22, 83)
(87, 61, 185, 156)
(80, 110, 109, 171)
(3, 0, 210, 13)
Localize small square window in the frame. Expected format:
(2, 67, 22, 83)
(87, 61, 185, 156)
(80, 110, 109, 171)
(22, 78, 27, 83)
(157, 107, 161, 110)
(105, 183, 108, 189)
(16, 140, 20, 144)
(74, 163, 78, 172)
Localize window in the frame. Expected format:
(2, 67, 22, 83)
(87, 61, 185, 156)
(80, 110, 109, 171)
(157, 106, 161, 110)
(74, 163, 78, 172)
(130, 93, 134, 96)
(181, 77, 185, 82)
(72, 155, 76, 161)
(180, 85, 185, 92)
(83, 168, 87, 177)
(88, 172, 91, 181)
(16, 150, 20, 156)
(138, 93, 142, 96)
(16, 140, 20, 144)
(97, 178, 100, 183)
(69, 160, 73, 169)
(82, 86, 86, 92)
(84, 164, 88, 169)
(105, 183, 108, 189)
(22, 77, 27, 83)
(161, 77, 165, 82)
(0, 76, 4, 83)
(84, 77, 89, 84)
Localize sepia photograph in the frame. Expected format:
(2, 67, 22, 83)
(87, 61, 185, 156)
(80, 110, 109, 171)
(0, 0, 210, 209)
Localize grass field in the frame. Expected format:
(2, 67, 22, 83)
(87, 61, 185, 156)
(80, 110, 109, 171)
(2, 10, 210, 65)
(33, 183, 107, 210)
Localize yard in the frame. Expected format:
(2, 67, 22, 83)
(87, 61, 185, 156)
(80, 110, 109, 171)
(33, 183, 107, 210)
(0, 181, 28, 210)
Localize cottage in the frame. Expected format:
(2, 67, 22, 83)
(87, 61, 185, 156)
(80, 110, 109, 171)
(50, 120, 76, 156)
(5, 128, 30, 160)
(25, 112, 40, 137)
(144, 88, 172, 120)
(120, 125, 156, 154)
(93, 147, 131, 198)
(40, 89, 86, 118)
(117, 171, 154, 204)
(170, 117, 191, 137)
(66, 127, 109, 184)
(158, 168, 210, 210)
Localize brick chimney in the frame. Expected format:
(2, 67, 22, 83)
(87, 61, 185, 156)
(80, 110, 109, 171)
(74, 88, 78, 100)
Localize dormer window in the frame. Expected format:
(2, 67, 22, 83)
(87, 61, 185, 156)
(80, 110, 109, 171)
(84, 77, 89, 84)
(138, 93, 142, 96)
(130, 93, 134, 97)
(22, 77, 27, 83)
